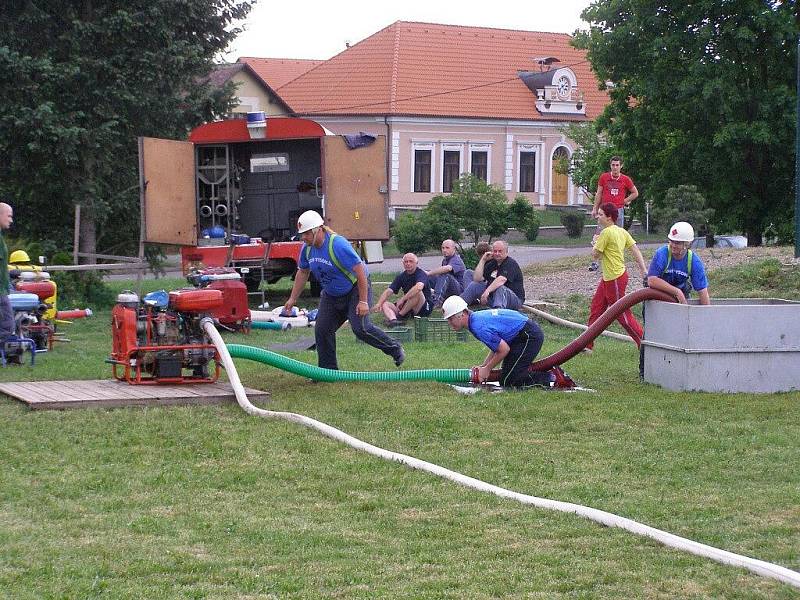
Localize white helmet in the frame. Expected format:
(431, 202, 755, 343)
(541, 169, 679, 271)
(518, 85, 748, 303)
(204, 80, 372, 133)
(668, 221, 694, 242)
(297, 210, 324, 233)
(442, 295, 468, 319)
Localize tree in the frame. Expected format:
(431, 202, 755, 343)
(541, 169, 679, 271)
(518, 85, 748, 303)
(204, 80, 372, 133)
(391, 175, 511, 254)
(575, 0, 797, 245)
(430, 174, 509, 247)
(0, 1, 252, 259)
(650, 185, 715, 238)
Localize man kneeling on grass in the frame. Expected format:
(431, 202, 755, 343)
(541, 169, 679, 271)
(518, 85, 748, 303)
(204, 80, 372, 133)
(373, 253, 433, 327)
(442, 295, 553, 388)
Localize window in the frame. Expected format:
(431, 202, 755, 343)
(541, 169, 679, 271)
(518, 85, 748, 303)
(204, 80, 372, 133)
(519, 151, 536, 192)
(413, 149, 432, 192)
(471, 151, 488, 182)
(443, 150, 461, 192)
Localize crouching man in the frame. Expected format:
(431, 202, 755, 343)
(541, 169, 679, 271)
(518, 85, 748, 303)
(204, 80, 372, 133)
(442, 296, 553, 388)
(373, 253, 433, 327)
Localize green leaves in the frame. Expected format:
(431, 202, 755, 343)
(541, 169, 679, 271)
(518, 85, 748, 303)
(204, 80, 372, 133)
(577, 0, 797, 244)
(0, 0, 253, 254)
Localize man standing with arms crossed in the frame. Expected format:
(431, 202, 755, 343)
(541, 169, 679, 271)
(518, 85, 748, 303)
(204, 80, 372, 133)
(590, 156, 638, 271)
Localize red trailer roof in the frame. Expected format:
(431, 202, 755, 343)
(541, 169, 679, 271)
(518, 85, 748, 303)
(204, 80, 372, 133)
(189, 117, 327, 143)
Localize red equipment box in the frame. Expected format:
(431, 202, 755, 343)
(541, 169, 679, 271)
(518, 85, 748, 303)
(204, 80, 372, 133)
(207, 279, 251, 329)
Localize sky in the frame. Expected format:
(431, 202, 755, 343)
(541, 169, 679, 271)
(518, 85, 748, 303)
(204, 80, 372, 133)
(225, 0, 593, 61)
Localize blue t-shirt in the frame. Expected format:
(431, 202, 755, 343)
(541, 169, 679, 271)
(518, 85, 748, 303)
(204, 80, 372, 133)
(390, 267, 431, 302)
(647, 245, 708, 296)
(298, 232, 367, 297)
(467, 309, 528, 352)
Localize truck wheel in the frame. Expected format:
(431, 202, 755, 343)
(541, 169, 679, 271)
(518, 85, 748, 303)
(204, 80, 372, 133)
(243, 274, 263, 293)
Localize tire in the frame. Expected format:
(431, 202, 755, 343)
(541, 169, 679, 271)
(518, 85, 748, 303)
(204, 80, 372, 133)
(243, 274, 262, 293)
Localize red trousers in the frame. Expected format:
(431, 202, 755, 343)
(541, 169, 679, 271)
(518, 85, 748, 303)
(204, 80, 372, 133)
(587, 270, 643, 349)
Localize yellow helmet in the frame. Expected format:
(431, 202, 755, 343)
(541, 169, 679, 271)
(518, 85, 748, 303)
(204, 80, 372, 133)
(9, 250, 31, 264)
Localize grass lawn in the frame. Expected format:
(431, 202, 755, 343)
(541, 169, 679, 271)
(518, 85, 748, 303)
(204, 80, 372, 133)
(0, 260, 798, 598)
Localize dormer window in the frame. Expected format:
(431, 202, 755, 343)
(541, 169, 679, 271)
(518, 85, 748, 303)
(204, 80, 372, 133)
(518, 66, 585, 115)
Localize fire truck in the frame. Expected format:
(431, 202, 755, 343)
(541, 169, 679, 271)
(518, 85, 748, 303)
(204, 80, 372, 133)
(138, 114, 388, 293)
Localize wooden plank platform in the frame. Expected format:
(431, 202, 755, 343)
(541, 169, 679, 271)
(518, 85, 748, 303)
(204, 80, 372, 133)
(0, 380, 269, 411)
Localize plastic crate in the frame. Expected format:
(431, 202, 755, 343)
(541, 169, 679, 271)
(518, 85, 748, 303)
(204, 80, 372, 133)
(413, 316, 469, 342)
(358, 326, 414, 343)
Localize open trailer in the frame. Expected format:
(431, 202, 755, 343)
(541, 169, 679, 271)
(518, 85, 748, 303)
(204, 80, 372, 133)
(138, 114, 388, 292)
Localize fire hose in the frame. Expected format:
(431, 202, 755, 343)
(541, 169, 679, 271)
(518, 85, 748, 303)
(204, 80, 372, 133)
(202, 317, 800, 590)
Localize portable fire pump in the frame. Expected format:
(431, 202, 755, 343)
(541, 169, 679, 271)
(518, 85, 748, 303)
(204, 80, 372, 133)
(11, 271, 58, 351)
(109, 288, 223, 384)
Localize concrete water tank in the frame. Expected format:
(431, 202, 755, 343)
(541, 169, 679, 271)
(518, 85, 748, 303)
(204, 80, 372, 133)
(642, 298, 800, 393)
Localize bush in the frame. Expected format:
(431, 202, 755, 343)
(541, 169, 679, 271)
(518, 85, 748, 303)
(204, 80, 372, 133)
(48, 252, 116, 310)
(560, 211, 586, 238)
(392, 213, 429, 254)
(524, 212, 541, 241)
(460, 247, 479, 270)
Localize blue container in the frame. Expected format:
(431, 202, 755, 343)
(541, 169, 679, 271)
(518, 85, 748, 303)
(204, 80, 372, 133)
(9, 292, 40, 312)
(208, 226, 225, 238)
(230, 234, 250, 245)
(246, 111, 266, 126)
(143, 290, 169, 309)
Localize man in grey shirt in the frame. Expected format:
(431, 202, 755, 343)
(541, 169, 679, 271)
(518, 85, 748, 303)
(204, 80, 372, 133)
(427, 239, 468, 307)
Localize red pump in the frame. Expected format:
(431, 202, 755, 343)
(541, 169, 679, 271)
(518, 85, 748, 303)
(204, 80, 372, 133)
(109, 289, 222, 385)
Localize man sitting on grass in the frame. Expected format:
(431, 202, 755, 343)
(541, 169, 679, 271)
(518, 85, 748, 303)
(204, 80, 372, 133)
(373, 253, 433, 327)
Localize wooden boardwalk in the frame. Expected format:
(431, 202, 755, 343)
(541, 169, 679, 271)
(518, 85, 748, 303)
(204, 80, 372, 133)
(0, 379, 269, 411)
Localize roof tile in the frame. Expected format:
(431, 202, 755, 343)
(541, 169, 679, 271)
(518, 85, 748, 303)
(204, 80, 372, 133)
(277, 21, 608, 121)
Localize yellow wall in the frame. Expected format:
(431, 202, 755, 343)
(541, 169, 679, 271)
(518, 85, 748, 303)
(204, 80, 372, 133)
(229, 71, 288, 117)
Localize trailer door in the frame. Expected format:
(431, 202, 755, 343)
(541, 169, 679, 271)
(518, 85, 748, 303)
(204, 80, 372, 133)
(322, 135, 389, 240)
(139, 137, 197, 245)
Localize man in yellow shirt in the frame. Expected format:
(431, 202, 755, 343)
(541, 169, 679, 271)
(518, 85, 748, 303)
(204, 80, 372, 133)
(586, 203, 648, 350)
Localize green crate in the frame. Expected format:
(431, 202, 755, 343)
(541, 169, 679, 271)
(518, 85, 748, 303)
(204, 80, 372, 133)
(358, 326, 414, 343)
(413, 316, 469, 342)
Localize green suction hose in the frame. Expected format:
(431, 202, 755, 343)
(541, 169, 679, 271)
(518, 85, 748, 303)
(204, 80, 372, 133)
(226, 344, 471, 384)
(251, 321, 288, 331)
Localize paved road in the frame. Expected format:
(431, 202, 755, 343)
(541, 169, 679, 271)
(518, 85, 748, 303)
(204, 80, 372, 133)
(369, 244, 594, 273)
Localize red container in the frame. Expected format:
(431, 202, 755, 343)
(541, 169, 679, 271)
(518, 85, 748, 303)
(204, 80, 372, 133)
(208, 280, 251, 327)
(16, 281, 56, 301)
(168, 289, 223, 313)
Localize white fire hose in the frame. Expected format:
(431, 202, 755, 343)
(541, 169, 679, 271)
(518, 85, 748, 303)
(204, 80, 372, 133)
(522, 304, 634, 343)
(202, 319, 800, 590)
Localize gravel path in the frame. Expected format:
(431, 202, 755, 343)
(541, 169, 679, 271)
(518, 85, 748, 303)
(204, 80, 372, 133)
(524, 246, 797, 302)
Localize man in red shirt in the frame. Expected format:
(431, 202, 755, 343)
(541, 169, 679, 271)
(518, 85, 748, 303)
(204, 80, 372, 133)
(589, 156, 638, 271)
(591, 156, 638, 226)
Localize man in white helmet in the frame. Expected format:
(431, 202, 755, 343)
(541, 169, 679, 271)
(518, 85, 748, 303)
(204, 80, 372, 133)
(442, 295, 553, 388)
(646, 221, 710, 305)
(282, 210, 405, 369)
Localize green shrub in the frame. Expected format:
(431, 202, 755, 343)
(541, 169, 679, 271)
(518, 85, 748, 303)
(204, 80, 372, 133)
(47, 252, 116, 310)
(560, 211, 586, 238)
(460, 247, 479, 269)
(524, 212, 541, 241)
(392, 213, 429, 254)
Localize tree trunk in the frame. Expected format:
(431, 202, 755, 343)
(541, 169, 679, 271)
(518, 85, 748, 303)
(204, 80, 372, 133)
(78, 211, 97, 264)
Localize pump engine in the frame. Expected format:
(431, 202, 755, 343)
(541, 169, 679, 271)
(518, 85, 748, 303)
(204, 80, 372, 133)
(110, 288, 223, 384)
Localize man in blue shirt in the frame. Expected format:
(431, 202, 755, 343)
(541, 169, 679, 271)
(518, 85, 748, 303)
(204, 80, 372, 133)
(647, 221, 711, 305)
(373, 253, 432, 326)
(283, 210, 405, 370)
(442, 295, 552, 388)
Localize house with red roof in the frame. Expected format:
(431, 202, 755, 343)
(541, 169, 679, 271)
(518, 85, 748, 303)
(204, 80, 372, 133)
(238, 21, 609, 215)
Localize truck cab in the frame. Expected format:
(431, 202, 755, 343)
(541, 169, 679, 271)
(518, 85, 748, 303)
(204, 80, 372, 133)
(138, 115, 388, 292)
